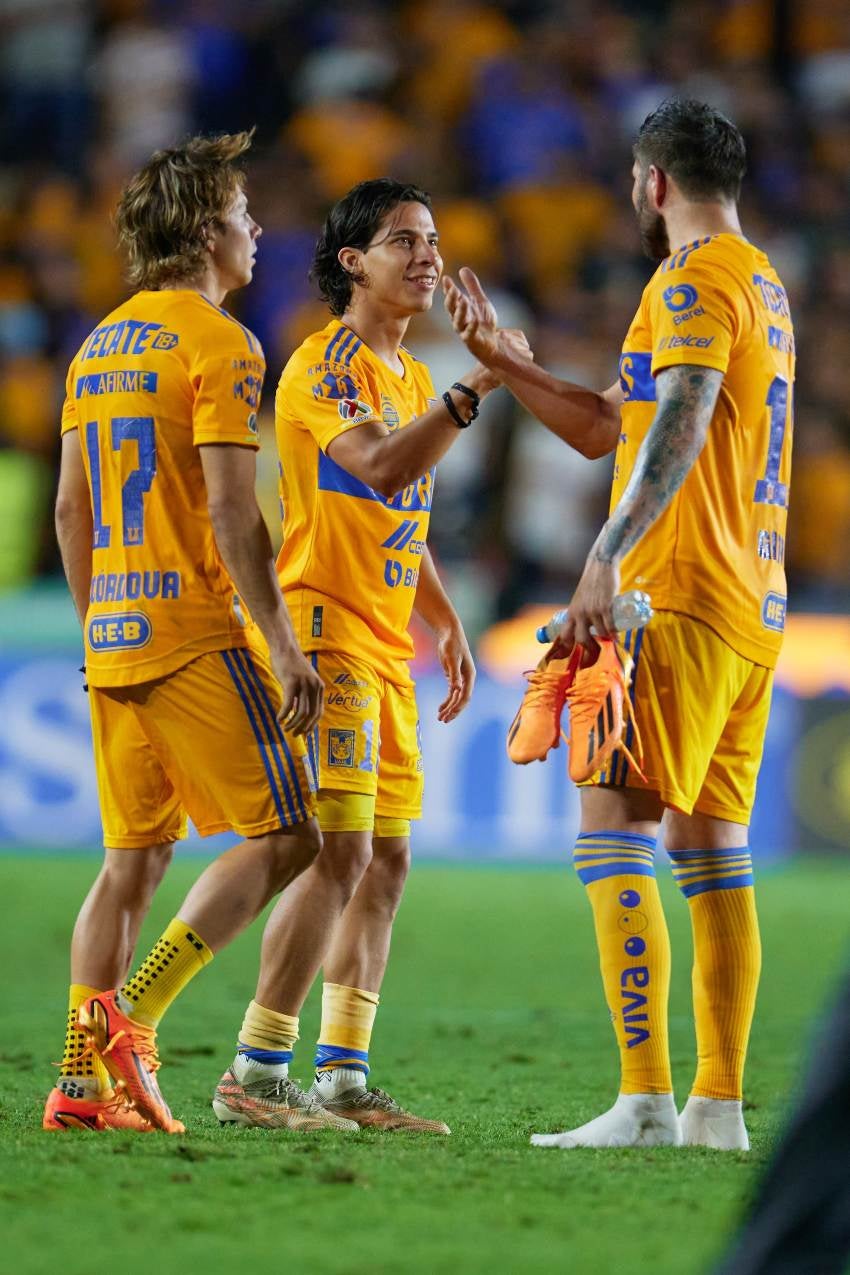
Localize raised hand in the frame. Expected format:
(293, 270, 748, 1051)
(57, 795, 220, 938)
(442, 267, 500, 364)
(443, 268, 533, 372)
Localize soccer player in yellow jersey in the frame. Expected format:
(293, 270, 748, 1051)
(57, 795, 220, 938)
(44, 131, 360, 1134)
(225, 178, 526, 1131)
(445, 99, 794, 1150)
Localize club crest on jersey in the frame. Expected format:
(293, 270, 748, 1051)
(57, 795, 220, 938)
(338, 397, 373, 425)
(381, 394, 401, 431)
(327, 728, 356, 767)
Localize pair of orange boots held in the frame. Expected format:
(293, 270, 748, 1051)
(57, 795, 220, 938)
(507, 637, 644, 783)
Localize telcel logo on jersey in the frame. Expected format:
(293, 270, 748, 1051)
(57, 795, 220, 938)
(662, 282, 699, 312)
(88, 612, 152, 651)
(762, 592, 787, 632)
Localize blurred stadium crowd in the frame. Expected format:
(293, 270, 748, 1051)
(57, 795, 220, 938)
(2, 0, 849, 638)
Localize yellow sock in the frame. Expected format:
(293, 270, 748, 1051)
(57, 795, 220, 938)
(237, 1000, 299, 1063)
(58, 984, 110, 1096)
(119, 917, 213, 1027)
(315, 982, 379, 1075)
(575, 833, 672, 1094)
(669, 847, 761, 1099)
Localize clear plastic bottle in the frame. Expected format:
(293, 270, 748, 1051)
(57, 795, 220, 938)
(535, 589, 654, 644)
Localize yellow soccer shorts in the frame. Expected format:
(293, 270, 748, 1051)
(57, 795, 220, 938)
(595, 610, 774, 824)
(89, 642, 317, 849)
(307, 650, 424, 831)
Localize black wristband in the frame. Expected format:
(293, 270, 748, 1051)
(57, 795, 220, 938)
(443, 389, 471, 429)
(452, 381, 480, 420)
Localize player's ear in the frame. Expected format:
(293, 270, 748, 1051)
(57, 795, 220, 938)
(648, 165, 668, 209)
(338, 246, 362, 277)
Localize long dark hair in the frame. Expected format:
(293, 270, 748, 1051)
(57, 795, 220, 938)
(311, 178, 433, 315)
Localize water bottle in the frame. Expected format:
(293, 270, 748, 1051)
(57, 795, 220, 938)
(535, 589, 653, 644)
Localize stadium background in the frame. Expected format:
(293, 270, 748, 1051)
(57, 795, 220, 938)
(1, 0, 850, 859)
(3, 6, 850, 1274)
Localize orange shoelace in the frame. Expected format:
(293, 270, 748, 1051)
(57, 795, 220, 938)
(520, 663, 570, 712)
(102, 1027, 162, 1074)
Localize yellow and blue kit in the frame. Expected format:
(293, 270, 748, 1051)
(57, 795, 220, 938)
(602, 234, 795, 819)
(275, 321, 434, 819)
(61, 290, 314, 845)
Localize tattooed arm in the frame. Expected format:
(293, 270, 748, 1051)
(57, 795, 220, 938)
(558, 364, 724, 648)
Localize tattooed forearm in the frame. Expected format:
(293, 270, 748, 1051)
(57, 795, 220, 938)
(593, 364, 723, 564)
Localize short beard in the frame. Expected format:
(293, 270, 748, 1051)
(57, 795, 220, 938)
(636, 187, 670, 262)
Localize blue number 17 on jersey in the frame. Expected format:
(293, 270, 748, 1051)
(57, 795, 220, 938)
(85, 416, 157, 548)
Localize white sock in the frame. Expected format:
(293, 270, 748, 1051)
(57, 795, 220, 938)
(679, 1096, 749, 1151)
(233, 1053, 289, 1083)
(531, 1092, 681, 1149)
(313, 1066, 367, 1098)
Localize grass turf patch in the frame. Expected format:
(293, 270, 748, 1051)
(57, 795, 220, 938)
(1, 856, 848, 1274)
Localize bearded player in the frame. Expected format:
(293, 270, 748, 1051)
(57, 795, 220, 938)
(445, 99, 794, 1150)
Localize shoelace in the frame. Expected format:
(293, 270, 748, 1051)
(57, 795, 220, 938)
(54, 1040, 97, 1071)
(520, 664, 570, 712)
(102, 1027, 162, 1074)
(245, 1074, 321, 1110)
(562, 653, 646, 782)
(358, 1087, 402, 1112)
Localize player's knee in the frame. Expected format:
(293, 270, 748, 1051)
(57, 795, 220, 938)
(315, 831, 373, 898)
(102, 842, 173, 903)
(266, 819, 322, 888)
(371, 835, 411, 890)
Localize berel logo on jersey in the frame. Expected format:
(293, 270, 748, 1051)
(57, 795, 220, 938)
(88, 612, 152, 651)
(662, 283, 699, 312)
(338, 397, 374, 424)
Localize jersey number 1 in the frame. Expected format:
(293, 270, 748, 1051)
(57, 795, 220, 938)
(86, 416, 157, 548)
(753, 376, 790, 507)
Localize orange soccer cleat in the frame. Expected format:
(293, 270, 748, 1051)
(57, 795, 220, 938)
(564, 637, 644, 783)
(43, 1085, 154, 1132)
(507, 644, 582, 764)
(78, 991, 184, 1134)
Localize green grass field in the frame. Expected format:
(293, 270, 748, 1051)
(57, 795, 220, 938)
(2, 855, 848, 1275)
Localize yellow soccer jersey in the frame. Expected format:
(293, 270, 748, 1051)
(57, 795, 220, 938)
(61, 289, 264, 687)
(614, 233, 794, 668)
(275, 320, 436, 681)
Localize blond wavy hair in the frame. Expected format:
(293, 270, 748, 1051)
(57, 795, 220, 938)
(115, 131, 254, 289)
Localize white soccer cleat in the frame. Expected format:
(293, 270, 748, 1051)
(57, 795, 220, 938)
(679, 1095, 750, 1150)
(531, 1092, 681, 1149)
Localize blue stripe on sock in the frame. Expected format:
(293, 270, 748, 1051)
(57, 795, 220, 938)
(222, 651, 288, 826)
(577, 830, 657, 851)
(668, 845, 750, 862)
(575, 859, 657, 885)
(676, 872, 755, 898)
(237, 1043, 293, 1064)
(314, 1044, 369, 1072)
